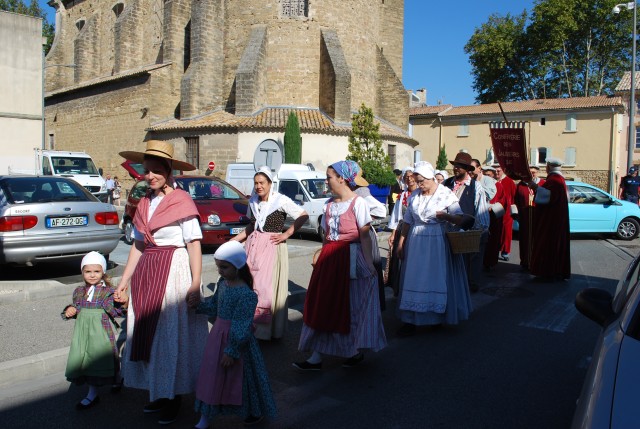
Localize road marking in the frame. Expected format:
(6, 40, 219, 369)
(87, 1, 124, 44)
(519, 289, 577, 333)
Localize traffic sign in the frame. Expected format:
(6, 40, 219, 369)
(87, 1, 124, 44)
(208, 161, 215, 170)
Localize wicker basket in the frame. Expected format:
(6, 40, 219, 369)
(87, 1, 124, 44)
(446, 229, 482, 254)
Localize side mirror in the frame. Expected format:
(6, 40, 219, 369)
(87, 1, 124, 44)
(295, 194, 304, 204)
(99, 167, 104, 176)
(575, 288, 615, 327)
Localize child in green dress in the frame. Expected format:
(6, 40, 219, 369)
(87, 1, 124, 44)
(62, 251, 126, 410)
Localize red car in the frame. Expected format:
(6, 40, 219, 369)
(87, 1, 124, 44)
(121, 175, 250, 246)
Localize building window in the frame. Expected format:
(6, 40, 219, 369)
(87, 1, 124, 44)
(565, 114, 577, 132)
(75, 19, 85, 31)
(531, 147, 549, 165)
(458, 120, 469, 137)
(184, 21, 191, 72)
(635, 128, 640, 149)
(564, 147, 577, 166)
(185, 137, 200, 170)
(540, 117, 546, 126)
(281, 0, 308, 17)
(112, 3, 124, 17)
(388, 144, 397, 168)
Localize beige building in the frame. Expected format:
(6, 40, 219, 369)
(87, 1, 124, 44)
(614, 71, 640, 169)
(0, 11, 43, 174)
(43, 0, 416, 187)
(409, 96, 625, 193)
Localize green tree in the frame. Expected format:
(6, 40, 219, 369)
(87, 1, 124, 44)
(1, 0, 55, 54)
(347, 103, 396, 186)
(436, 145, 448, 170)
(465, 0, 631, 103)
(283, 112, 302, 164)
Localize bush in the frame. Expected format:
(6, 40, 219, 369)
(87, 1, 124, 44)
(360, 159, 397, 186)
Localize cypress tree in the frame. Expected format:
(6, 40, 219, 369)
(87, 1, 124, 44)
(283, 112, 302, 164)
(436, 145, 448, 170)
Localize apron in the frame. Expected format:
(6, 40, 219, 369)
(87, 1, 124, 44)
(65, 308, 115, 380)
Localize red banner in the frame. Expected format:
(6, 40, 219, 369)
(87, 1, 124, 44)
(489, 127, 532, 181)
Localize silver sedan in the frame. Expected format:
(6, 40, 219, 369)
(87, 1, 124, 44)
(0, 176, 121, 265)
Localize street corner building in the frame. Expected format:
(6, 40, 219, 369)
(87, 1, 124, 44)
(43, 0, 417, 186)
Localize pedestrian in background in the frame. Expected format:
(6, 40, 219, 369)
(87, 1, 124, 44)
(115, 140, 208, 425)
(395, 161, 472, 337)
(470, 159, 497, 202)
(619, 166, 640, 205)
(495, 166, 516, 261)
(105, 174, 115, 204)
(388, 168, 403, 215)
(294, 160, 387, 371)
(434, 170, 448, 184)
(514, 165, 545, 270)
(232, 166, 308, 340)
(481, 166, 506, 270)
(529, 158, 571, 281)
(112, 176, 122, 207)
(62, 252, 126, 410)
(193, 241, 277, 428)
(387, 166, 416, 296)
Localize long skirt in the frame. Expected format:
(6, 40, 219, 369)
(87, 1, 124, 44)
(65, 308, 116, 386)
(122, 248, 208, 401)
(397, 223, 472, 326)
(298, 243, 387, 358)
(245, 231, 289, 340)
(194, 319, 277, 419)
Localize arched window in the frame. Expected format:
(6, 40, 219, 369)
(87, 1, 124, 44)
(75, 19, 85, 31)
(112, 2, 125, 17)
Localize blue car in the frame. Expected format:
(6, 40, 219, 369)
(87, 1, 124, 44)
(513, 181, 640, 240)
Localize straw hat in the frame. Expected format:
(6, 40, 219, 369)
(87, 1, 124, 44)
(354, 169, 369, 187)
(119, 140, 196, 171)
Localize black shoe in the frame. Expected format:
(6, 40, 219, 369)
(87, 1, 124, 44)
(342, 352, 364, 368)
(396, 323, 416, 337)
(243, 415, 264, 426)
(110, 379, 124, 394)
(292, 360, 322, 371)
(76, 395, 100, 410)
(143, 398, 170, 414)
(158, 396, 181, 425)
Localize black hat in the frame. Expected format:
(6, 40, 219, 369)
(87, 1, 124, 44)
(393, 169, 402, 176)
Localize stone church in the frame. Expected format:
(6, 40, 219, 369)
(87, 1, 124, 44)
(44, 0, 416, 181)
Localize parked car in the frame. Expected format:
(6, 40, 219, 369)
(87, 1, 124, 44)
(0, 176, 121, 265)
(121, 176, 250, 246)
(572, 253, 640, 428)
(513, 181, 640, 240)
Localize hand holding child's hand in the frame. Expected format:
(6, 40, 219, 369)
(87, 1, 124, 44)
(221, 353, 234, 368)
(65, 306, 77, 318)
(114, 283, 128, 303)
(186, 283, 201, 308)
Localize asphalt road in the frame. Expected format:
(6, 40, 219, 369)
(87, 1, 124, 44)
(0, 235, 638, 428)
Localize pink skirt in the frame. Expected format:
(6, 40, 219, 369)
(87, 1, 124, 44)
(245, 231, 278, 324)
(196, 318, 244, 406)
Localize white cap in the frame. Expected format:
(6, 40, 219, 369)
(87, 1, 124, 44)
(81, 251, 107, 272)
(546, 157, 564, 166)
(213, 241, 247, 269)
(255, 166, 274, 182)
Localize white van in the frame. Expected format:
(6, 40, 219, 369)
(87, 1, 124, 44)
(226, 163, 330, 237)
(8, 150, 107, 201)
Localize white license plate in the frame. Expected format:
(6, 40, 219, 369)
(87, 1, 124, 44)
(46, 216, 88, 228)
(230, 227, 244, 235)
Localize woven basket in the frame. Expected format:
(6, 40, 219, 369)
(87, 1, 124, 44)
(446, 229, 482, 254)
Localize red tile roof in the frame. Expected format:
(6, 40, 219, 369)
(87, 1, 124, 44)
(409, 104, 453, 116)
(149, 107, 418, 145)
(614, 71, 640, 91)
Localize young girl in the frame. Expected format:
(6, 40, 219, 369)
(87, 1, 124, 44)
(193, 241, 277, 428)
(62, 251, 126, 410)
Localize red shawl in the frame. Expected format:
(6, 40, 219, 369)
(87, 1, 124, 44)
(133, 188, 199, 245)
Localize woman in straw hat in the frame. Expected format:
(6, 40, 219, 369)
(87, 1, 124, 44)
(114, 140, 208, 424)
(294, 160, 387, 371)
(232, 166, 309, 341)
(395, 161, 473, 337)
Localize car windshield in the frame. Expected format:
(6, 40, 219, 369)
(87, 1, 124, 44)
(176, 178, 243, 200)
(301, 178, 331, 199)
(0, 177, 93, 204)
(51, 157, 99, 175)
(568, 185, 612, 205)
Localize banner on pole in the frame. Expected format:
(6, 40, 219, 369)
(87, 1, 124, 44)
(489, 122, 532, 181)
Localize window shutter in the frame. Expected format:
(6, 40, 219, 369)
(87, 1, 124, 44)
(564, 147, 576, 166)
(530, 147, 538, 165)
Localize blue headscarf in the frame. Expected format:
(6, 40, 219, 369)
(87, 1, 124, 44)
(331, 160, 360, 186)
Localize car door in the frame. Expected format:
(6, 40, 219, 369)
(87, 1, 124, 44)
(568, 184, 617, 233)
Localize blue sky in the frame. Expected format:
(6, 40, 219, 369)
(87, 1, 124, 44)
(39, 0, 535, 107)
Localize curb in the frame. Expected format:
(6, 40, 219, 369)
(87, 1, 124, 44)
(0, 347, 69, 388)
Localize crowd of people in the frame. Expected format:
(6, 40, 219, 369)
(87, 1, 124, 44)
(62, 140, 571, 427)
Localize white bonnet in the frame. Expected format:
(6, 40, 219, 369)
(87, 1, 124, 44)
(255, 166, 274, 182)
(81, 251, 107, 272)
(401, 166, 414, 180)
(414, 161, 435, 180)
(434, 169, 449, 180)
(214, 241, 247, 269)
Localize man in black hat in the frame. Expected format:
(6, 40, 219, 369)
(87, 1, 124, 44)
(443, 152, 490, 292)
(388, 168, 403, 215)
(619, 166, 640, 205)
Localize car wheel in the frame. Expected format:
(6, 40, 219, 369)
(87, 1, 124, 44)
(616, 217, 640, 240)
(123, 219, 134, 245)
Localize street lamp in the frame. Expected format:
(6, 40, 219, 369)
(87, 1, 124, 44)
(614, 2, 637, 171)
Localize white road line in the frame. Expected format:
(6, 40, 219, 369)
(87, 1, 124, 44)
(519, 290, 577, 333)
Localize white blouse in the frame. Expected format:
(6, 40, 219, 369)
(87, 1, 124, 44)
(132, 194, 203, 246)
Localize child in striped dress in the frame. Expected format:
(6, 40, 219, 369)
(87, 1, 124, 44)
(62, 252, 126, 410)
